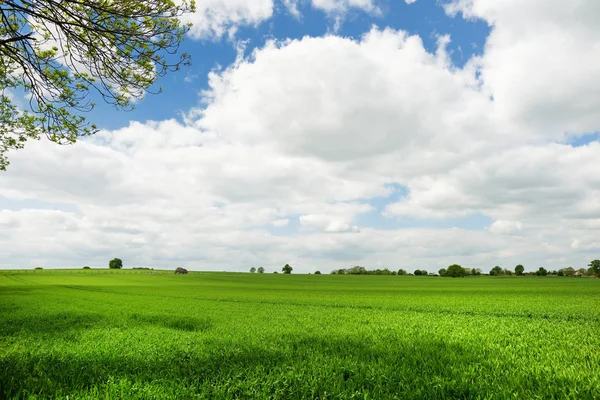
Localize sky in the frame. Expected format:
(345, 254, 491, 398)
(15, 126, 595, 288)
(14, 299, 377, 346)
(1, 0, 599, 273)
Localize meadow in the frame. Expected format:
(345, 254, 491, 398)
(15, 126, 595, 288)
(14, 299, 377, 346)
(1, 270, 599, 399)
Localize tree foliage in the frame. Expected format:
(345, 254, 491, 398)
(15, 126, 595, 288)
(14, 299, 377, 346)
(250, 267, 256, 273)
(514, 264, 525, 275)
(108, 258, 122, 269)
(0, 0, 195, 170)
(588, 260, 600, 276)
(535, 267, 548, 276)
(444, 264, 466, 278)
(257, 267, 264, 274)
(282, 264, 293, 274)
(490, 266, 503, 276)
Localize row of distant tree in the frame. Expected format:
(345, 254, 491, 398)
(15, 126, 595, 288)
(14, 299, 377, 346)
(106, 257, 600, 277)
(325, 260, 600, 278)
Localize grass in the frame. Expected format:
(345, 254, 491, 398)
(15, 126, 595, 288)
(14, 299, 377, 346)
(1, 270, 599, 399)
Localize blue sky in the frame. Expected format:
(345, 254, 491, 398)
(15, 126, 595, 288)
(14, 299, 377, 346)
(1, 0, 599, 273)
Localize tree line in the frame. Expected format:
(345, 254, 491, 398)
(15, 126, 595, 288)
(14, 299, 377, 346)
(104, 258, 600, 278)
(324, 261, 600, 278)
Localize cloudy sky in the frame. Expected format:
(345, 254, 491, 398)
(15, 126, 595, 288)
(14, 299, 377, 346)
(1, 0, 599, 273)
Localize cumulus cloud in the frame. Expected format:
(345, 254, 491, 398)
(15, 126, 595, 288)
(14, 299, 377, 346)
(2, 1, 600, 273)
(444, 0, 600, 140)
(488, 220, 523, 236)
(311, 0, 380, 14)
(182, 0, 274, 39)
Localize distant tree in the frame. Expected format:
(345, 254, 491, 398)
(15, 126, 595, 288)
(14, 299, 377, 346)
(348, 266, 367, 275)
(535, 267, 548, 276)
(504, 269, 513, 276)
(397, 269, 407, 275)
(557, 269, 565, 276)
(174, 267, 188, 275)
(445, 264, 466, 278)
(282, 264, 293, 274)
(257, 267, 265, 274)
(414, 269, 424, 276)
(588, 260, 600, 276)
(314, 271, 321, 275)
(34, 267, 43, 270)
(490, 266, 503, 276)
(471, 268, 482, 276)
(560, 267, 575, 277)
(250, 267, 256, 273)
(514, 265, 525, 275)
(83, 266, 90, 269)
(109, 258, 123, 269)
(273, 271, 279, 274)
(438, 268, 447, 277)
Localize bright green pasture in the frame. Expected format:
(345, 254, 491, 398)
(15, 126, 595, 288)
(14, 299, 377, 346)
(1, 271, 599, 399)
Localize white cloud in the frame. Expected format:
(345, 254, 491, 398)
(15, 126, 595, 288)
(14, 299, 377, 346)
(488, 220, 523, 236)
(272, 219, 290, 227)
(182, 0, 274, 39)
(311, 0, 379, 14)
(444, 0, 600, 141)
(197, 28, 495, 163)
(299, 203, 373, 232)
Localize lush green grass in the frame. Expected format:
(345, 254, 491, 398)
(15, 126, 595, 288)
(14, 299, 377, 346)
(1, 271, 599, 399)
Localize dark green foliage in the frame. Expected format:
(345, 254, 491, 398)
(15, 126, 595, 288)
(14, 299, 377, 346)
(414, 269, 427, 276)
(174, 267, 188, 275)
(588, 260, 600, 276)
(314, 271, 321, 275)
(559, 267, 575, 276)
(439, 268, 447, 276)
(109, 258, 123, 269)
(444, 264, 466, 278)
(250, 267, 256, 273)
(282, 264, 293, 274)
(397, 269, 407, 275)
(490, 266, 503, 276)
(257, 267, 265, 274)
(34, 267, 43, 270)
(536, 267, 548, 276)
(515, 265, 525, 275)
(331, 267, 396, 275)
(471, 268, 482, 276)
(83, 266, 90, 269)
(348, 266, 367, 275)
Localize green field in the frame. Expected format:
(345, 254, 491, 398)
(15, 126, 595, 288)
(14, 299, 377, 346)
(1, 271, 599, 399)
